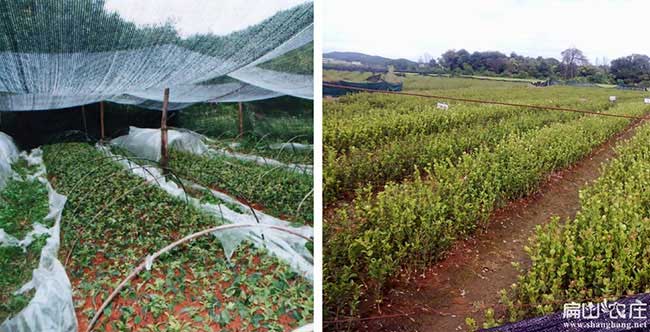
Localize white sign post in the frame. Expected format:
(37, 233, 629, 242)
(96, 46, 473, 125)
(609, 96, 617, 102)
(644, 98, 650, 104)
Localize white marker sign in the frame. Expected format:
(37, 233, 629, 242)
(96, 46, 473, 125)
(644, 98, 650, 104)
(609, 96, 617, 102)
(437, 102, 449, 110)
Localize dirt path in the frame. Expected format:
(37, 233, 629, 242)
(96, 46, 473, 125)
(349, 118, 647, 332)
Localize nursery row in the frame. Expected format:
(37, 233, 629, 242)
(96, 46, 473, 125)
(0, 158, 52, 322)
(167, 149, 313, 224)
(0, 159, 50, 238)
(484, 121, 650, 328)
(323, 102, 649, 318)
(0, 157, 50, 321)
(109, 138, 313, 224)
(0, 236, 47, 322)
(43, 143, 313, 331)
(205, 138, 313, 168)
(324, 86, 630, 153)
(326, 97, 545, 154)
(324, 104, 587, 202)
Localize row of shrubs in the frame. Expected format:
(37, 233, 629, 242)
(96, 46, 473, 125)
(324, 106, 585, 202)
(324, 102, 648, 319)
(482, 120, 650, 328)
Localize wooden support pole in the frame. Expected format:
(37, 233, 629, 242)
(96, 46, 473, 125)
(81, 105, 88, 139)
(100, 102, 105, 142)
(160, 88, 170, 171)
(238, 102, 244, 138)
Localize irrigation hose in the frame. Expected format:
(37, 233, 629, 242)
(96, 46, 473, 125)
(323, 83, 647, 120)
(86, 223, 313, 332)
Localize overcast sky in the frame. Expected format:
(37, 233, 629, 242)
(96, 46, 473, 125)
(324, 0, 650, 63)
(104, 0, 308, 37)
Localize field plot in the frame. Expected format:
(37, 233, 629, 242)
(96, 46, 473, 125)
(0, 1, 314, 331)
(0, 152, 51, 322)
(45, 142, 313, 331)
(323, 74, 650, 329)
(1, 116, 314, 332)
(480, 121, 650, 330)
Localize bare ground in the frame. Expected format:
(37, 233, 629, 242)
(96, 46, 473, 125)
(338, 117, 647, 332)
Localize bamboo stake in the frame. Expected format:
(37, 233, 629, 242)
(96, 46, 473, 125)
(238, 101, 244, 138)
(160, 88, 170, 171)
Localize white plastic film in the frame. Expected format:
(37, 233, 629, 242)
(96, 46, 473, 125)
(209, 147, 313, 174)
(112, 126, 313, 174)
(0, 131, 19, 190)
(97, 145, 314, 282)
(269, 142, 313, 151)
(111, 126, 208, 162)
(291, 323, 314, 332)
(0, 148, 76, 332)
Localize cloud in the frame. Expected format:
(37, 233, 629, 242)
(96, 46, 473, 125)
(104, 0, 309, 37)
(324, 0, 650, 62)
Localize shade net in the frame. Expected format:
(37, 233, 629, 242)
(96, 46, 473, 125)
(0, 0, 313, 112)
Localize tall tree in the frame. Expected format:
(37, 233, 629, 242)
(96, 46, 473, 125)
(560, 47, 589, 79)
(610, 54, 650, 86)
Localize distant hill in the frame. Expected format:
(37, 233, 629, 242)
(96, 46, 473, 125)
(324, 51, 421, 72)
(324, 51, 394, 67)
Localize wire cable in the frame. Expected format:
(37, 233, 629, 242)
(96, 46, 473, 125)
(323, 82, 647, 120)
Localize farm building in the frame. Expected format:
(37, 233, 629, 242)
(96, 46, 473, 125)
(0, 1, 314, 331)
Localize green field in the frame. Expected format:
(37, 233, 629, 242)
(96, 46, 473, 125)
(480, 121, 650, 328)
(323, 74, 649, 322)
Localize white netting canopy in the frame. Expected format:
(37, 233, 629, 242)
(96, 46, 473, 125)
(0, 0, 313, 112)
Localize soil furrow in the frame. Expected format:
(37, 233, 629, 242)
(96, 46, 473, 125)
(350, 116, 648, 332)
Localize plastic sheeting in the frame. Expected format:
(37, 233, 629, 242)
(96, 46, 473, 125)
(210, 148, 313, 174)
(291, 323, 314, 332)
(0, 148, 76, 332)
(269, 142, 313, 151)
(196, 183, 313, 281)
(0, 131, 19, 190)
(111, 126, 208, 162)
(0, 1, 313, 112)
(112, 126, 313, 174)
(97, 145, 314, 282)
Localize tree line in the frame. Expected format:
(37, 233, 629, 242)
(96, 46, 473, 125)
(415, 48, 650, 87)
